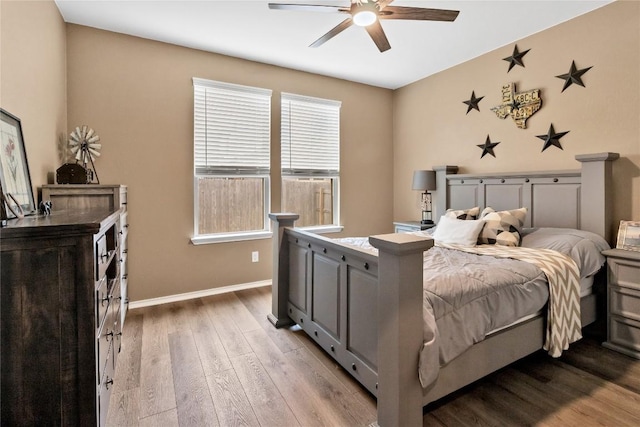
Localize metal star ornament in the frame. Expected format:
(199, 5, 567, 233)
(477, 135, 500, 158)
(503, 45, 530, 72)
(463, 91, 484, 114)
(536, 124, 570, 152)
(555, 61, 592, 92)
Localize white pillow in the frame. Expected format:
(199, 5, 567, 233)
(433, 215, 485, 246)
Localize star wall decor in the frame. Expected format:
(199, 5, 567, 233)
(491, 83, 542, 129)
(463, 91, 484, 114)
(536, 124, 570, 152)
(555, 60, 593, 92)
(503, 45, 530, 72)
(477, 135, 500, 158)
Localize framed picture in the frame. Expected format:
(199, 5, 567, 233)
(616, 220, 640, 252)
(0, 109, 36, 219)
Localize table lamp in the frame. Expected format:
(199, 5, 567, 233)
(412, 170, 436, 224)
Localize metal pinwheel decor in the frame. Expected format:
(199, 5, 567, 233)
(69, 125, 101, 183)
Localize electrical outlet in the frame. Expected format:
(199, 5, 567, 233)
(252, 251, 259, 263)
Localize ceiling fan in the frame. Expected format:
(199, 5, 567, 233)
(268, 0, 459, 53)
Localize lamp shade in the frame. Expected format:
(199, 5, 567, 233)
(412, 170, 436, 191)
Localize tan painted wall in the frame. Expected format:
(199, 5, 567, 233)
(66, 25, 394, 301)
(393, 1, 640, 233)
(0, 0, 67, 192)
(6, 1, 636, 302)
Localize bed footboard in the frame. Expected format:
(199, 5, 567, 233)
(269, 214, 433, 427)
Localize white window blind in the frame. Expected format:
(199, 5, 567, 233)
(281, 93, 341, 176)
(193, 78, 272, 175)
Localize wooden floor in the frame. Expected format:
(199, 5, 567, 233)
(107, 286, 640, 426)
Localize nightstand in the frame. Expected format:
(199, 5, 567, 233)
(602, 248, 640, 359)
(393, 221, 435, 233)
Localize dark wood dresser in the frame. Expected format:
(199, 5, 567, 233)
(41, 184, 129, 326)
(1, 209, 123, 426)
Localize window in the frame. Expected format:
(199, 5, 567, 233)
(192, 78, 272, 244)
(281, 93, 341, 229)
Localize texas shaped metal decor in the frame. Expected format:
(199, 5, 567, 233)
(491, 82, 542, 129)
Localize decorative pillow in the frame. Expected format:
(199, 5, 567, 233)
(477, 207, 527, 247)
(433, 215, 485, 246)
(445, 207, 480, 220)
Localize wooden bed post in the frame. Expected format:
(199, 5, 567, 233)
(575, 152, 619, 244)
(433, 165, 459, 222)
(369, 233, 434, 427)
(268, 213, 299, 328)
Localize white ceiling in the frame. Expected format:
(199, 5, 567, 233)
(54, 0, 612, 90)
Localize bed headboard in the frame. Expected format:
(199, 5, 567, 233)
(433, 152, 619, 243)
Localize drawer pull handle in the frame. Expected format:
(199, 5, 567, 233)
(341, 255, 346, 261)
(101, 253, 109, 261)
(300, 318, 304, 324)
(330, 345, 335, 352)
(364, 262, 369, 270)
(125, 224, 129, 228)
(123, 274, 128, 280)
(119, 230, 123, 235)
(323, 248, 327, 253)
(105, 377, 114, 390)
(105, 330, 114, 341)
(314, 331, 318, 337)
(123, 249, 128, 254)
(122, 202, 127, 205)
(553, 178, 559, 183)
(351, 363, 357, 371)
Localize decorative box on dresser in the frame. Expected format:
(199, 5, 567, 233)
(41, 184, 129, 326)
(1, 209, 123, 426)
(602, 248, 640, 359)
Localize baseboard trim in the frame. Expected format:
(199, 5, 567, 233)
(129, 280, 271, 309)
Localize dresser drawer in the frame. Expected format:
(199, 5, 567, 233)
(98, 346, 115, 427)
(96, 235, 109, 280)
(97, 321, 113, 386)
(119, 189, 128, 210)
(609, 315, 640, 354)
(609, 257, 640, 288)
(96, 276, 110, 329)
(610, 286, 640, 322)
(113, 304, 123, 366)
(120, 212, 129, 240)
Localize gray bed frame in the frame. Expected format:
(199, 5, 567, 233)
(268, 152, 619, 427)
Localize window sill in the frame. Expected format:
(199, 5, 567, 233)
(191, 231, 272, 245)
(298, 225, 344, 234)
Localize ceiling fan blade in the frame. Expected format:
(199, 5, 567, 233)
(310, 17, 353, 48)
(268, 3, 348, 13)
(376, 0, 395, 11)
(379, 6, 459, 22)
(365, 20, 391, 52)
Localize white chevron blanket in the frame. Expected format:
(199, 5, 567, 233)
(437, 242, 582, 357)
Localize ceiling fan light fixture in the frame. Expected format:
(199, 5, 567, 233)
(353, 10, 377, 26)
